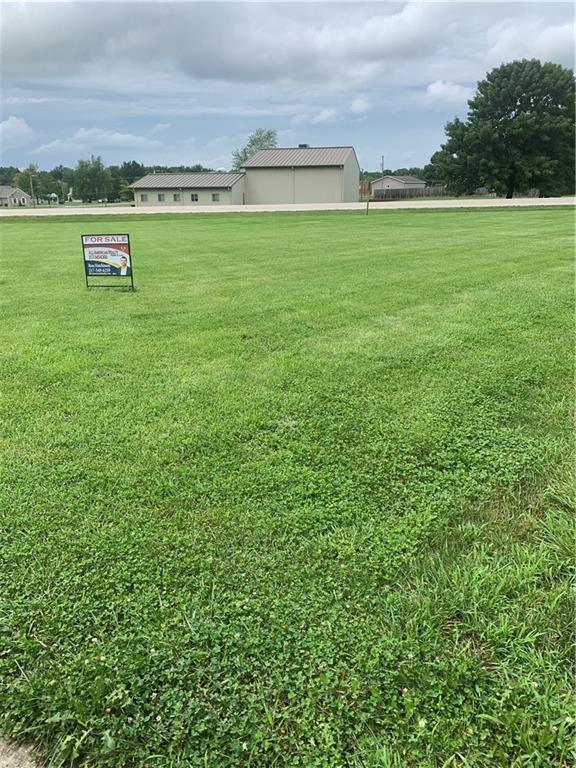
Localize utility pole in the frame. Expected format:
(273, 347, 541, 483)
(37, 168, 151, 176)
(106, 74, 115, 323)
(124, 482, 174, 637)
(376, 155, 384, 202)
(29, 171, 36, 207)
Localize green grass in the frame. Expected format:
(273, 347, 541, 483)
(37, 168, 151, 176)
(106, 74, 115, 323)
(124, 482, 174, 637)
(0, 208, 573, 767)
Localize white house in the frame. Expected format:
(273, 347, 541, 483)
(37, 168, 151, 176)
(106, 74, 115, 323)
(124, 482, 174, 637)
(0, 185, 32, 207)
(370, 175, 426, 194)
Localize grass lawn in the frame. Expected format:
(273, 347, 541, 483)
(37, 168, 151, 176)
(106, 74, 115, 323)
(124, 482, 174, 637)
(0, 208, 573, 767)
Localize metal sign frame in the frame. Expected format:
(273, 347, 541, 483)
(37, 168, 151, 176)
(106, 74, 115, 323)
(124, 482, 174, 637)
(81, 233, 135, 290)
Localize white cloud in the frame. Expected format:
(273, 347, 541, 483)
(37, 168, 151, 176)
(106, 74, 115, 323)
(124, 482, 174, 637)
(424, 80, 474, 105)
(4, 96, 53, 105)
(292, 108, 339, 125)
(34, 128, 162, 154)
(350, 97, 372, 114)
(486, 21, 575, 68)
(0, 115, 36, 150)
(0, 2, 573, 169)
(149, 123, 171, 135)
(2, 2, 573, 94)
(277, 128, 296, 142)
(0, 2, 491, 89)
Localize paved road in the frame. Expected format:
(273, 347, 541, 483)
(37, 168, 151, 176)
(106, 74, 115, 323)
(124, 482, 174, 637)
(1, 197, 574, 217)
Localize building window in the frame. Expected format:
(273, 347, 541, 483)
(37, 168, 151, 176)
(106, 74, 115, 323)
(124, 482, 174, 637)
(191, 193, 199, 202)
(158, 193, 165, 202)
(212, 193, 220, 202)
(173, 193, 181, 202)
(140, 194, 148, 202)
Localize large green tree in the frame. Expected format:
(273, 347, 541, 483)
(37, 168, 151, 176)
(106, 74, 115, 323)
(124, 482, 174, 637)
(430, 59, 575, 197)
(106, 166, 124, 202)
(0, 166, 19, 185)
(36, 172, 61, 201)
(119, 160, 146, 184)
(14, 166, 67, 203)
(232, 128, 278, 170)
(50, 165, 75, 203)
(74, 155, 112, 202)
(13, 165, 40, 200)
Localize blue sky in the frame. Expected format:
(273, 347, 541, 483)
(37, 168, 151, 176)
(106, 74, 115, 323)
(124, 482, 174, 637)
(1, 1, 573, 172)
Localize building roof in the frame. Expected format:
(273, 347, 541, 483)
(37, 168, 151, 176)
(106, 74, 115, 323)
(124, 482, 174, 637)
(0, 185, 28, 197)
(372, 175, 425, 185)
(242, 146, 356, 168)
(131, 172, 245, 189)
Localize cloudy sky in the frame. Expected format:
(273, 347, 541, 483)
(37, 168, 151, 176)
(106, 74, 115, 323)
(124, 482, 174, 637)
(1, 1, 573, 171)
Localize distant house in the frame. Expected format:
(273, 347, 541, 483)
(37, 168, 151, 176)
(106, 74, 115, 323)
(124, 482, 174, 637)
(0, 185, 32, 207)
(370, 175, 426, 194)
(131, 172, 245, 206)
(131, 146, 360, 206)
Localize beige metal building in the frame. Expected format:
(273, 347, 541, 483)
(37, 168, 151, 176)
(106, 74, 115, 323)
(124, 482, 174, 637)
(370, 175, 426, 194)
(131, 146, 360, 206)
(241, 146, 359, 204)
(131, 172, 245, 206)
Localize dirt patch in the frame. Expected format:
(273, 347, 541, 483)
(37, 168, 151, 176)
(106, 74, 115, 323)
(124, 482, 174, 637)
(0, 741, 41, 768)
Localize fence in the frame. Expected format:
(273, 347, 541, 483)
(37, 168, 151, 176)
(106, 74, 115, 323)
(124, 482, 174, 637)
(373, 186, 447, 201)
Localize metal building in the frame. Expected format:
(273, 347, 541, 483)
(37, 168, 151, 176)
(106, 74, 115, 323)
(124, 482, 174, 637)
(241, 146, 360, 204)
(131, 173, 245, 206)
(130, 146, 360, 206)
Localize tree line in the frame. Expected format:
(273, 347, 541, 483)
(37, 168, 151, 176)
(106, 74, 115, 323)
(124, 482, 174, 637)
(0, 159, 214, 204)
(3, 59, 573, 202)
(1, 154, 435, 204)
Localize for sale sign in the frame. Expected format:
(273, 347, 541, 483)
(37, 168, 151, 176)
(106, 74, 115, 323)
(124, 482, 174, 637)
(81, 234, 134, 289)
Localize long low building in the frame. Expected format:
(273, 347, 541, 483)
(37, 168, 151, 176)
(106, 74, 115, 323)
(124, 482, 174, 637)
(131, 146, 360, 206)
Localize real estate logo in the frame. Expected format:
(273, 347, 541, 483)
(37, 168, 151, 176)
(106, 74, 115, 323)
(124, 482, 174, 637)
(81, 234, 135, 290)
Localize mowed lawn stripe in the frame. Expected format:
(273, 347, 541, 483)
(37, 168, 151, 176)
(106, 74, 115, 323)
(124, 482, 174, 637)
(0, 208, 573, 767)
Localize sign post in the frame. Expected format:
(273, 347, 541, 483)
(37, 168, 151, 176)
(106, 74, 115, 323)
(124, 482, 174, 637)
(81, 234, 135, 290)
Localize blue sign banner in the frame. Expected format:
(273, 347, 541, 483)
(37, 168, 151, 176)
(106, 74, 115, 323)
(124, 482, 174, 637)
(82, 234, 134, 289)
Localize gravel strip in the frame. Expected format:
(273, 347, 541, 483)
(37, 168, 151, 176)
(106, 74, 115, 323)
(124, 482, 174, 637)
(0, 741, 41, 768)
(0, 197, 573, 217)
